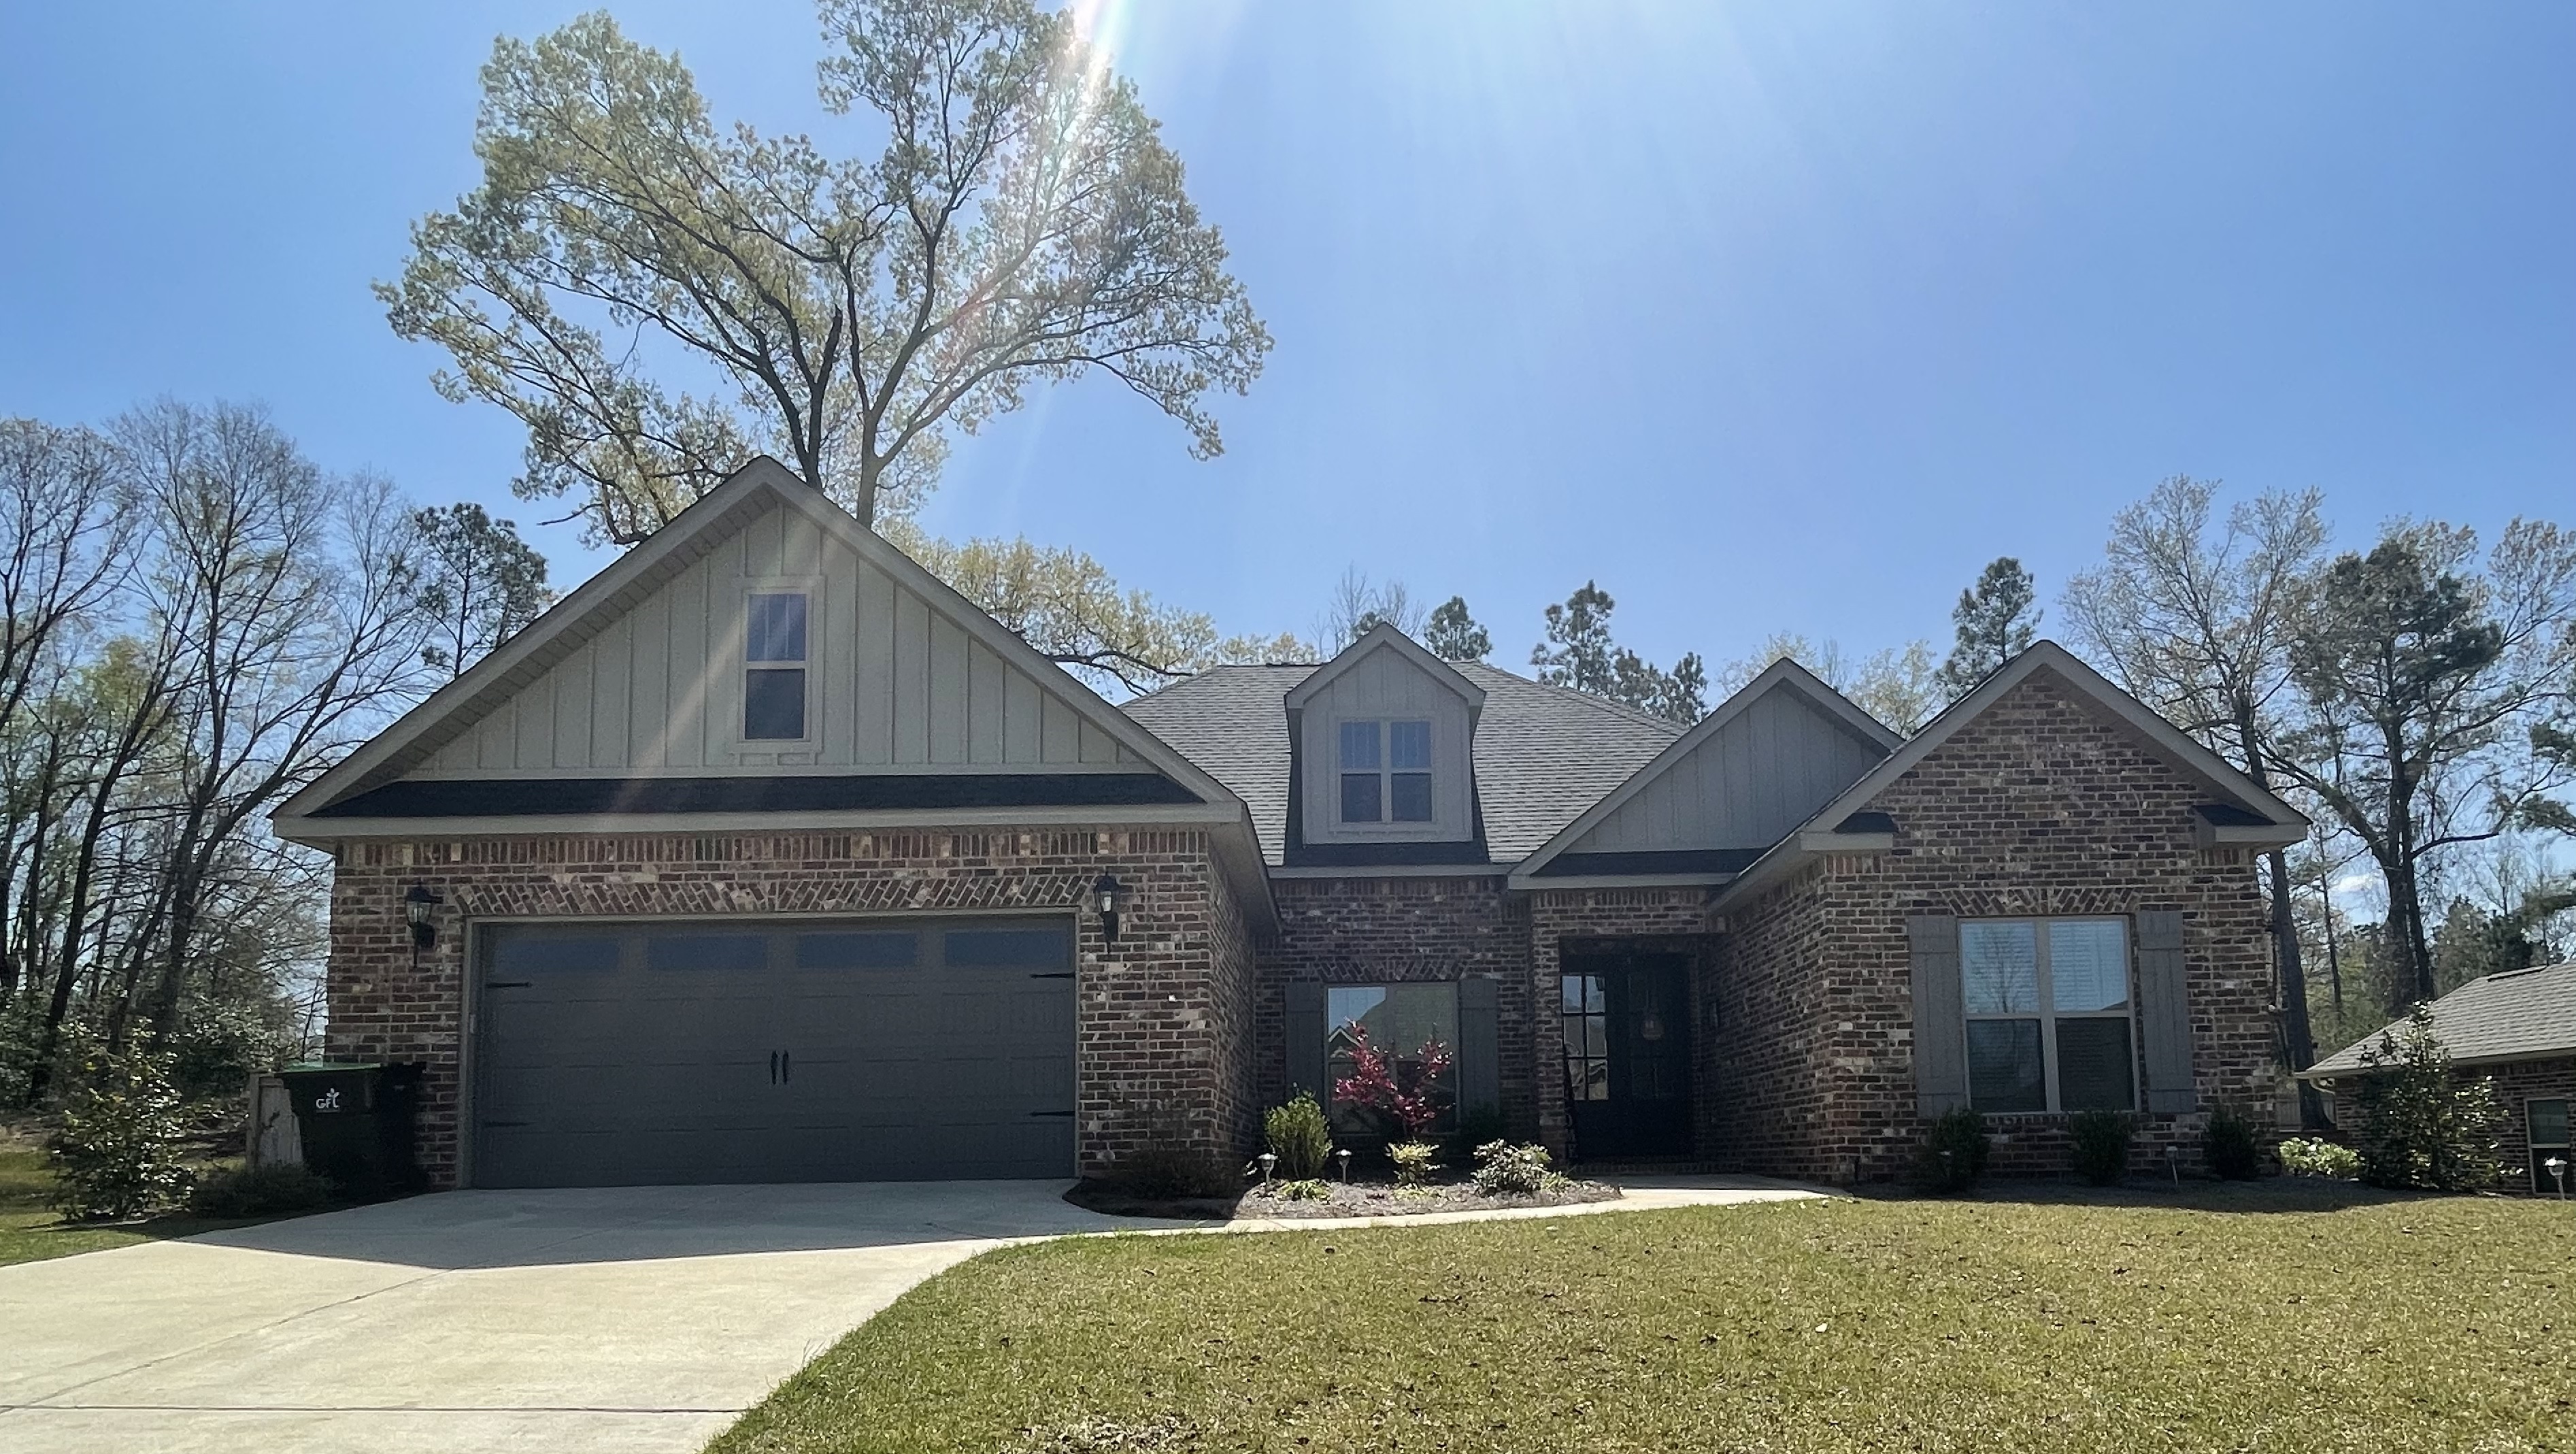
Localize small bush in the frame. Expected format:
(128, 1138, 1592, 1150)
(2279, 1136, 2362, 1179)
(2203, 1104, 2264, 1180)
(1448, 1106, 1506, 1161)
(1109, 1143, 1239, 1200)
(1270, 1178, 1331, 1202)
(2069, 1110, 2133, 1186)
(187, 1161, 337, 1219)
(1264, 1093, 1333, 1180)
(1389, 1141, 1440, 1187)
(48, 1046, 193, 1221)
(1914, 1106, 1990, 1194)
(2350, 1006, 2504, 1191)
(1470, 1140, 1562, 1197)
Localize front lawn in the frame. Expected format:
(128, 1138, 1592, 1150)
(0, 1141, 306, 1268)
(712, 1186, 2576, 1453)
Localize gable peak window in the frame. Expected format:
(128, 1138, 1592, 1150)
(1961, 916, 2136, 1114)
(744, 591, 809, 740)
(1338, 718, 1433, 823)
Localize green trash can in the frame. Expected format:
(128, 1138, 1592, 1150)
(280, 1061, 425, 1197)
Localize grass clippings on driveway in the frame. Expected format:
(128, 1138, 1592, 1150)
(711, 1183, 2576, 1454)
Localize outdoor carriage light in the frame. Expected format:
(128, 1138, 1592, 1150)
(1092, 874, 1128, 944)
(402, 885, 442, 952)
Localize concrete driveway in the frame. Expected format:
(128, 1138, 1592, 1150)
(0, 1181, 1168, 1454)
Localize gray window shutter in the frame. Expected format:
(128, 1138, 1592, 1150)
(2135, 910, 2196, 1113)
(1285, 980, 1327, 1102)
(1908, 914, 1969, 1117)
(1456, 976, 1501, 1117)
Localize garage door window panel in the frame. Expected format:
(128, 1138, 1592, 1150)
(796, 931, 918, 970)
(944, 927, 1072, 967)
(646, 932, 769, 972)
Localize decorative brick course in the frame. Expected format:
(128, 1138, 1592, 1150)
(322, 827, 1254, 1187)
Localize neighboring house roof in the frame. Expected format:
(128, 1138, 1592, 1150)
(1709, 640, 2311, 913)
(1125, 661, 1682, 868)
(2303, 961, 2576, 1077)
(1510, 658, 1901, 887)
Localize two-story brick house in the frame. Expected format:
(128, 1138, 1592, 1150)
(274, 459, 2307, 1189)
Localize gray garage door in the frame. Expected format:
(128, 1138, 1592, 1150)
(470, 917, 1075, 1187)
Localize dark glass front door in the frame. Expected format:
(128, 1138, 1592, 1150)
(1562, 953, 1693, 1159)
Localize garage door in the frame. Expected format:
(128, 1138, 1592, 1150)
(470, 917, 1075, 1187)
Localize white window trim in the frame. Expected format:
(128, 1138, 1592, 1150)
(1961, 915, 2139, 1114)
(733, 577, 823, 751)
(1330, 714, 1437, 831)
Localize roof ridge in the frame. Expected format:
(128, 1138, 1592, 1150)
(1460, 661, 1687, 734)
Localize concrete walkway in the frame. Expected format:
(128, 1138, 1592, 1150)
(0, 1176, 1818, 1454)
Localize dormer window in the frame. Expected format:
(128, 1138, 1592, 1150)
(1340, 719, 1433, 823)
(744, 591, 809, 740)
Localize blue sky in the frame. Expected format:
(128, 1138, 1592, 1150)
(3, 2, 2568, 676)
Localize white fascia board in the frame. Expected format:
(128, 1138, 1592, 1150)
(1268, 863, 1505, 880)
(273, 800, 1245, 848)
(1505, 872, 1732, 892)
(1795, 830, 1894, 853)
(2195, 821, 2309, 850)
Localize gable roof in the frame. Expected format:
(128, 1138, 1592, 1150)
(2303, 961, 2576, 1076)
(1710, 640, 2310, 911)
(272, 458, 1277, 924)
(1284, 623, 1486, 713)
(1126, 661, 1681, 868)
(1511, 658, 1900, 886)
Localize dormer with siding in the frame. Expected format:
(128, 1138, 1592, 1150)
(1282, 624, 1486, 864)
(1511, 659, 1901, 887)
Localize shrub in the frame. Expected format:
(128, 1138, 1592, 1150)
(48, 1046, 193, 1221)
(1469, 1140, 1561, 1197)
(1264, 1092, 1333, 1180)
(1389, 1141, 1440, 1187)
(2278, 1137, 2361, 1179)
(2203, 1104, 2264, 1180)
(2069, 1110, 2133, 1186)
(2349, 1006, 2504, 1191)
(1270, 1178, 1331, 1202)
(1448, 1105, 1506, 1161)
(187, 1161, 337, 1219)
(1109, 1141, 1239, 1200)
(1914, 1106, 1990, 1194)
(167, 1000, 290, 1102)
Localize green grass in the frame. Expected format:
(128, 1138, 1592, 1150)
(712, 1186, 2576, 1454)
(0, 1144, 297, 1268)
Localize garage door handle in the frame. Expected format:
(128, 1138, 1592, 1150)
(481, 1119, 531, 1128)
(769, 1051, 779, 1085)
(485, 980, 533, 989)
(1028, 972, 1074, 980)
(781, 1050, 791, 1083)
(1028, 1110, 1073, 1119)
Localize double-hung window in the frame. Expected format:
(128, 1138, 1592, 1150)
(1961, 917, 2136, 1113)
(1338, 719, 1433, 823)
(2530, 1098, 2571, 1195)
(743, 592, 809, 740)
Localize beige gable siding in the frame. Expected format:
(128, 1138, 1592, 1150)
(1569, 688, 1882, 853)
(1297, 644, 1475, 844)
(416, 501, 1137, 776)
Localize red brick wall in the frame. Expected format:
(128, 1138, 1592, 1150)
(1256, 876, 1534, 1134)
(2481, 1058, 2576, 1195)
(1716, 667, 2281, 1183)
(323, 827, 1256, 1187)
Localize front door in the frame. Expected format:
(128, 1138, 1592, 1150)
(1561, 953, 1693, 1159)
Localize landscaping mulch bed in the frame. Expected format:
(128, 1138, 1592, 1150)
(1065, 1176, 1620, 1221)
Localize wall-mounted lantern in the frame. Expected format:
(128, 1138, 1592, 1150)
(1092, 874, 1128, 944)
(403, 885, 443, 953)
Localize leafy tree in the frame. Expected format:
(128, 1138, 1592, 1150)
(1422, 596, 1490, 663)
(1716, 631, 1940, 733)
(412, 503, 552, 677)
(1530, 582, 1705, 724)
(48, 1042, 191, 1220)
(2062, 476, 2331, 1122)
(1935, 556, 2040, 697)
(2349, 1004, 2503, 1191)
(2270, 521, 2576, 1008)
(890, 523, 1299, 693)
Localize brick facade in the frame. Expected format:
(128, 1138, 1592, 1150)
(2482, 1057, 2576, 1196)
(323, 826, 1256, 1188)
(1711, 667, 2279, 1183)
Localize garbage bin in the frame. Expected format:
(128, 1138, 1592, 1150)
(280, 1061, 425, 1197)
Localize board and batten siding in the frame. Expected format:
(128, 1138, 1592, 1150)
(1296, 644, 1475, 844)
(1568, 688, 1885, 853)
(416, 501, 1139, 775)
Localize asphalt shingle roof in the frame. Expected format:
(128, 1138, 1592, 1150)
(1122, 661, 1683, 867)
(2305, 961, 2576, 1075)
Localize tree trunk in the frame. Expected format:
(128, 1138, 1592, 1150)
(2266, 848, 2329, 1128)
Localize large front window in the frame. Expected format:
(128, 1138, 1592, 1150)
(1962, 917, 2135, 1113)
(1326, 982, 1456, 1138)
(1338, 719, 1433, 823)
(744, 591, 809, 740)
